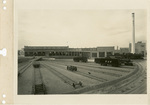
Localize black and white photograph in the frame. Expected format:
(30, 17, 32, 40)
(17, 8, 147, 94)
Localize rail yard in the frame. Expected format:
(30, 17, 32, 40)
(18, 57, 147, 94)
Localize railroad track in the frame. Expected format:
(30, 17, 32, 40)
(41, 63, 77, 87)
(46, 61, 124, 78)
(18, 58, 43, 77)
(124, 78, 146, 94)
(54, 60, 132, 70)
(32, 67, 46, 94)
(75, 70, 107, 82)
(38, 60, 145, 94)
(18, 61, 32, 76)
(66, 61, 142, 94)
(50, 61, 131, 73)
(105, 62, 146, 94)
(43, 61, 107, 82)
(122, 63, 146, 94)
(73, 65, 122, 77)
(119, 66, 135, 69)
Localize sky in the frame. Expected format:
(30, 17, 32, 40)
(17, 9, 147, 50)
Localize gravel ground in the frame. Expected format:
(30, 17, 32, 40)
(42, 61, 100, 86)
(49, 60, 133, 73)
(47, 62, 117, 80)
(47, 61, 131, 79)
(40, 66, 74, 94)
(18, 59, 145, 94)
(18, 61, 30, 68)
(18, 65, 34, 94)
(83, 60, 147, 94)
(34, 68, 42, 85)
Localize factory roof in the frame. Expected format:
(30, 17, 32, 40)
(24, 46, 69, 50)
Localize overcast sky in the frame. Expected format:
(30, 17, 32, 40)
(17, 9, 147, 50)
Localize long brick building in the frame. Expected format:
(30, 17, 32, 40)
(24, 46, 115, 58)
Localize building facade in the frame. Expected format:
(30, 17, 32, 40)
(120, 48, 130, 54)
(24, 46, 115, 58)
(23, 41, 146, 58)
(129, 41, 146, 56)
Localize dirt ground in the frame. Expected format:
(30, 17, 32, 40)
(18, 58, 147, 94)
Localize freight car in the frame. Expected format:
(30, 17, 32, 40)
(95, 57, 121, 67)
(72, 81, 83, 88)
(67, 66, 77, 71)
(124, 62, 133, 66)
(120, 59, 133, 66)
(73, 57, 87, 62)
(33, 61, 40, 68)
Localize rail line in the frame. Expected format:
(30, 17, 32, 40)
(74, 71, 107, 82)
(18, 61, 32, 76)
(32, 67, 46, 94)
(74, 66, 122, 77)
(54, 60, 133, 70)
(105, 62, 146, 94)
(43, 62, 107, 82)
(122, 63, 146, 94)
(50, 61, 131, 73)
(53, 59, 135, 70)
(124, 78, 146, 94)
(41, 63, 77, 86)
(66, 61, 142, 94)
(18, 57, 43, 76)
(46, 61, 124, 78)
(39, 60, 145, 94)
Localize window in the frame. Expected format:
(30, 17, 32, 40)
(107, 52, 112, 57)
(92, 53, 97, 57)
(99, 52, 105, 57)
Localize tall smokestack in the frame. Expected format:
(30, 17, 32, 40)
(132, 13, 135, 54)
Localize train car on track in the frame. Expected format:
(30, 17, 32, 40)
(95, 57, 121, 67)
(124, 62, 133, 66)
(72, 81, 83, 88)
(67, 66, 77, 71)
(73, 57, 87, 62)
(121, 59, 133, 66)
(33, 61, 40, 68)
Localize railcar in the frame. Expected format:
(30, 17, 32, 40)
(95, 58, 121, 67)
(124, 62, 133, 66)
(33, 61, 40, 68)
(67, 66, 77, 71)
(72, 81, 83, 88)
(73, 57, 87, 62)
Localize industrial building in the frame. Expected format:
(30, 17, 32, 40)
(129, 41, 146, 56)
(120, 48, 130, 54)
(24, 46, 115, 58)
(23, 41, 146, 58)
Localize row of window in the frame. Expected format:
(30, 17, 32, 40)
(92, 52, 113, 57)
(25, 51, 113, 57)
(25, 51, 87, 56)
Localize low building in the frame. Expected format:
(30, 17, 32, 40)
(24, 46, 115, 58)
(120, 48, 130, 54)
(114, 50, 120, 55)
(97, 46, 114, 58)
(114, 47, 130, 55)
